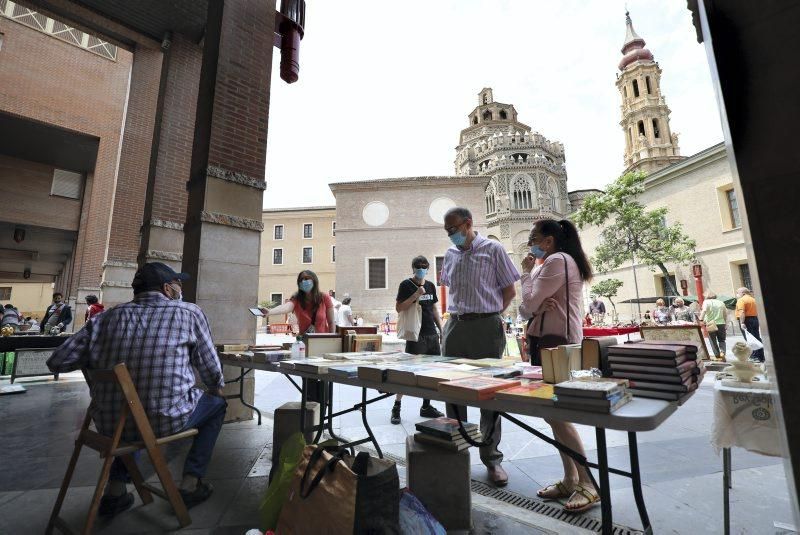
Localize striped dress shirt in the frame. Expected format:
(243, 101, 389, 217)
(47, 292, 224, 441)
(440, 233, 520, 314)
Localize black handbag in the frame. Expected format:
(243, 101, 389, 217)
(527, 254, 571, 365)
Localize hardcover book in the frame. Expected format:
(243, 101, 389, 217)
(629, 382, 698, 400)
(494, 383, 555, 404)
(357, 363, 404, 382)
(416, 369, 479, 389)
(611, 369, 695, 384)
(553, 379, 629, 399)
(628, 376, 694, 393)
(413, 432, 479, 451)
(609, 360, 698, 375)
(385, 363, 453, 385)
(473, 366, 523, 379)
(609, 343, 687, 357)
(438, 376, 522, 401)
(415, 417, 478, 440)
(555, 392, 633, 413)
(542, 344, 583, 384)
(607, 354, 690, 367)
(448, 357, 516, 368)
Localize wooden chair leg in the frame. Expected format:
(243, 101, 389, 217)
(81, 454, 115, 535)
(45, 441, 84, 535)
(146, 444, 191, 528)
(121, 454, 153, 505)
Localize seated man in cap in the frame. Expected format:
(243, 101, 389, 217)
(47, 262, 226, 515)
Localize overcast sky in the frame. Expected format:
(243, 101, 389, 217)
(263, 0, 723, 209)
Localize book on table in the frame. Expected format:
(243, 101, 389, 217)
(280, 358, 327, 370)
(580, 336, 618, 371)
(472, 366, 523, 379)
(438, 376, 522, 401)
(553, 379, 629, 399)
(448, 357, 517, 368)
(627, 376, 694, 393)
(555, 392, 633, 413)
(385, 363, 455, 386)
(541, 344, 583, 384)
(413, 432, 481, 451)
(326, 363, 366, 378)
(494, 382, 555, 405)
(609, 343, 688, 357)
(357, 363, 406, 382)
(514, 364, 543, 380)
(415, 417, 479, 440)
(611, 368, 696, 384)
(634, 340, 700, 354)
(607, 354, 691, 366)
(251, 350, 291, 363)
(628, 382, 699, 401)
(609, 359, 698, 375)
(415, 369, 480, 389)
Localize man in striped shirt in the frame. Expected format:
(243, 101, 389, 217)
(47, 262, 226, 516)
(440, 207, 520, 487)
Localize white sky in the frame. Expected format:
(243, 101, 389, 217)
(263, 0, 723, 209)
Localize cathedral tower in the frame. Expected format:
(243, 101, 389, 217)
(616, 12, 684, 174)
(455, 88, 569, 263)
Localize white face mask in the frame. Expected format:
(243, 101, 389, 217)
(168, 283, 183, 301)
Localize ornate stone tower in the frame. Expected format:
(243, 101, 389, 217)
(455, 88, 569, 263)
(616, 12, 684, 174)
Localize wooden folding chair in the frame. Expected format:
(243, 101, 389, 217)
(46, 363, 198, 534)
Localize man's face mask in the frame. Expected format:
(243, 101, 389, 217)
(168, 283, 183, 301)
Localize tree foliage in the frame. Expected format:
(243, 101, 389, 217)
(591, 278, 624, 313)
(574, 172, 696, 297)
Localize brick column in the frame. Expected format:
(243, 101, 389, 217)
(138, 34, 203, 272)
(100, 44, 164, 306)
(182, 0, 274, 344)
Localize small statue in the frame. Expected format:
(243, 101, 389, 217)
(724, 341, 759, 383)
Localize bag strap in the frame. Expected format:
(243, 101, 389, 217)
(446, 404, 497, 448)
(538, 254, 570, 339)
(299, 445, 347, 499)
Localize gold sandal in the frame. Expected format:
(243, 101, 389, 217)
(537, 481, 573, 500)
(564, 483, 601, 513)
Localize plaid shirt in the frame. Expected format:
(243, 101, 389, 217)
(47, 292, 224, 441)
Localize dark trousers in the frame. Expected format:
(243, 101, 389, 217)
(442, 314, 506, 467)
(742, 316, 765, 361)
(404, 334, 441, 407)
(707, 324, 727, 357)
(110, 392, 228, 482)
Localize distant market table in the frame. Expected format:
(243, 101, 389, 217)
(583, 326, 641, 337)
(711, 377, 782, 535)
(0, 335, 70, 382)
(221, 356, 693, 535)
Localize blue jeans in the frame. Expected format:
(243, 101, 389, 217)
(110, 392, 228, 482)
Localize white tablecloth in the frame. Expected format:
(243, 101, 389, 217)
(711, 378, 782, 457)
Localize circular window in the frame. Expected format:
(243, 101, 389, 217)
(429, 197, 457, 224)
(362, 201, 389, 226)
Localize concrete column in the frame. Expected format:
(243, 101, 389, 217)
(101, 44, 164, 306)
(182, 0, 274, 345)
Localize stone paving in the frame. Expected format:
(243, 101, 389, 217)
(0, 332, 796, 534)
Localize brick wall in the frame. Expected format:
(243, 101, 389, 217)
(0, 17, 132, 295)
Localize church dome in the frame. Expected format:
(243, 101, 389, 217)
(618, 12, 654, 71)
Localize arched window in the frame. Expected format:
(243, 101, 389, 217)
(623, 86, 628, 98)
(548, 179, 560, 211)
(472, 116, 478, 125)
(485, 185, 497, 214)
(511, 175, 534, 210)
(482, 110, 493, 121)
(637, 120, 645, 136)
(645, 76, 652, 94)
(652, 118, 660, 138)
(632, 80, 640, 97)
(499, 110, 508, 120)
(512, 153, 527, 163)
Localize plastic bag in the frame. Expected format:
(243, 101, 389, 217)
(742, 327, 764, 351)
(259, 432, 306, 531)
(399, 489, 446, 535)
(397, 303, 422, 342)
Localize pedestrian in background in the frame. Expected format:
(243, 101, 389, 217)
(699, 290, 728, 360)
(736, 287, 764, 362)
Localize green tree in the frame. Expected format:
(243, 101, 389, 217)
(574, 172, 696, 297)
(591, 278, 624, 314)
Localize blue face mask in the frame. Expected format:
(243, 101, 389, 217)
(530, 245, 546, 259)
(299, 279, 314, 293)
(449, 231, 467, 247)
(414, 268, 427, 279)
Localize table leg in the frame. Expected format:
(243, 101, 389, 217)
(324, 382, 349, 446)
(628, 432, 651, 533)
(237, 368, 261, 425)
(311, 379, 327, 444)
(723, 447, 731, 535)
(360, 388, 384, 459)
(596, 427, 613, 535)
(300, 377, 307, 434)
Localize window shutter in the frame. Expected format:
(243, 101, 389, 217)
(51, 169, 83, 199)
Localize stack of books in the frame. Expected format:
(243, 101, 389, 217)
(607, 342, 707, 401)
(541, 344, 583, 384)
(413, 417, 482, 452)
(553, 379, 632, 413)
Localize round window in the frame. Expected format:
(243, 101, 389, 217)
(362, 201, 390, 226)
(429, 197, 457, 224)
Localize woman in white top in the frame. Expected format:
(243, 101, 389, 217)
(338, 297, 354, 327)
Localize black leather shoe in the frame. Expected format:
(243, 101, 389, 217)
(419, 404, 444, 418)
(99, 492, 134, 517)
(390, 404, 401, 425)
(179, 479, 214, 509)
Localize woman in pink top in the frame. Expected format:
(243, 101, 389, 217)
(519, 219, 600, 514)
(260, 270, 335, 334)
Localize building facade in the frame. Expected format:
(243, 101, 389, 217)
(456, 88, 571, 264)
(617, 12, 684, 175)
(259, 206, 336, 308)
(330, 176, 489, 323)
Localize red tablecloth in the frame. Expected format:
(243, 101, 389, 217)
(582, 326, 641, 337)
